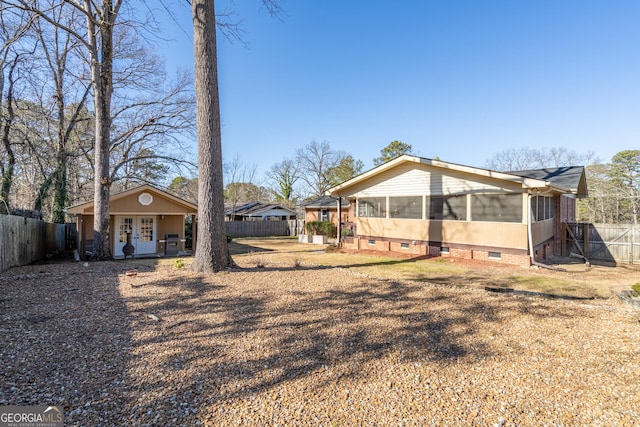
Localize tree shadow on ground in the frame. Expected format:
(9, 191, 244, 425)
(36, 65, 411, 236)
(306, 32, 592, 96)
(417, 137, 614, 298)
(0, 253, 612, 425)
(120, 265, 584, 424)
(0, 262, 134, 425)
(228, 241, 276, 255)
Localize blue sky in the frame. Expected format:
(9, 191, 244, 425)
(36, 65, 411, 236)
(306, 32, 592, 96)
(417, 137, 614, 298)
(158, 0, 639, 178)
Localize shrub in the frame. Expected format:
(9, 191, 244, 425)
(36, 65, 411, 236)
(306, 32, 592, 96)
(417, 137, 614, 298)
(632, 283, 640, 294)
(226, 234, 233, 243)
(248, 251, 266, 268)
(173, 258, 185, 269)
(305, 221, 336, 237)
(325, 244, 340, 253)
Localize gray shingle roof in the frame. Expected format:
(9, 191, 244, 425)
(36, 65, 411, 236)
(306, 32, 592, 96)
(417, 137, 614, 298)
(302, 195, 350, 208)
(506, 166, 588, 196)
(226, 202, 298, 216)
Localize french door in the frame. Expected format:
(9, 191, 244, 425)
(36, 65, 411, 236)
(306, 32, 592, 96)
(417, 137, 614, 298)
(115, 216, 156, 256)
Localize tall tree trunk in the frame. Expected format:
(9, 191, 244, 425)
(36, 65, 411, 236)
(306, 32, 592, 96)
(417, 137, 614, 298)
(51, 54, 68, 223)
(87, 0, 115, 260)
(191, 0, 232, 273)
(51, 160, 68, 223)
(0, 57, 19, 215)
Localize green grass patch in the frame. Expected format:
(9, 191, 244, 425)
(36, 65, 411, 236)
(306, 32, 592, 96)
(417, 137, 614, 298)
(509, 275, 605, 298)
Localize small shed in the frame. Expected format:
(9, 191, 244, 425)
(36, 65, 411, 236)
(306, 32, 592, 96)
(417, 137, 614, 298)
(66, 184, 197, 259)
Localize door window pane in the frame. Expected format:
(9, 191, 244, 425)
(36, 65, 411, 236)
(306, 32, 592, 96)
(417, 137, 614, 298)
(119, 218, 133, 243)
(140, 218, 154, 242)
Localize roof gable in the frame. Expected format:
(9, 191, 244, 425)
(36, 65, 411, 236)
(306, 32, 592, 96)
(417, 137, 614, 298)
(66, 184, 198, 215)
(327, 155, 584, 197)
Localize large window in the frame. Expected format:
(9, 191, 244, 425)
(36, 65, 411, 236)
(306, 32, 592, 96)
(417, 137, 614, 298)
(471, 194, 522, 223)
(427, 195, 467, 220)
(389, 196, 422, 219)
(532, 195, 555, 222)
(358, 197, 387, 218)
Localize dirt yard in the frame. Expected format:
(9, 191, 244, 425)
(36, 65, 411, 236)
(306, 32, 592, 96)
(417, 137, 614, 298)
(1, 239, 639, 426)
(229, 238, 640, 299)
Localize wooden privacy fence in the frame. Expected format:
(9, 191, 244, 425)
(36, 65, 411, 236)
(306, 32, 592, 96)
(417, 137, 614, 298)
(0, 215, 66, 272)
(564, 223, 639, 264)
(225, 219, 304, 238)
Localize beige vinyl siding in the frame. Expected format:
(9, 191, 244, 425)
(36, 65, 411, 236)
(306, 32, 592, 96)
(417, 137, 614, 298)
(531, 218, 555, 246)
(346, 163, 523, 198)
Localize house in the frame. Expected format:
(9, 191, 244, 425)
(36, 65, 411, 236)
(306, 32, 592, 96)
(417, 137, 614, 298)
(325, 155, 588, 267)
(66, 184, 197, 259)
(225, 202, 298, 221)
(302, 195, 351, 229)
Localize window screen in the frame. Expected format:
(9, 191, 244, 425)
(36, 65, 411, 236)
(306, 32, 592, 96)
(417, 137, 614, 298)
(532, 195, 555, 221)
(537, 196, 545, 221)
(389, 196, 422, 219)
(471, 194, 522, 223)
(427, 195, 467, 220)
(547, 197, 555, 220)
(358, 198, 386, 218)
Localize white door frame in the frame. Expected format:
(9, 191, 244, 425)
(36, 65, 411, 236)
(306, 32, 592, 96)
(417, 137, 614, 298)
(114, 215, 157, 257)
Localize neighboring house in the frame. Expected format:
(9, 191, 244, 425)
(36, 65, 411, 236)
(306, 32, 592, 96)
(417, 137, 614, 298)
(226, 202, 298, 221)
(302, 195, 350, 228)
(66, 184, 197, 259)
(325, 155, 588, 267)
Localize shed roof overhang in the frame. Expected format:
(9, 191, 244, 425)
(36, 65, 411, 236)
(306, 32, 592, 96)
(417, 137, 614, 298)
(65, 184, 198, 215)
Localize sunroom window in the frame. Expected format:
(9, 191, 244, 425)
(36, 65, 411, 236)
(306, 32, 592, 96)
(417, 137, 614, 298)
(358, 198, 386, 218)
(471, 194, 522, 223)
(389, 196, 422, 219)
(427, 195, 467, 220)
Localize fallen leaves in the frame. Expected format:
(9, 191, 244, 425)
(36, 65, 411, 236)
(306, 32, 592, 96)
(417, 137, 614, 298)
(0, 259, 639, 426)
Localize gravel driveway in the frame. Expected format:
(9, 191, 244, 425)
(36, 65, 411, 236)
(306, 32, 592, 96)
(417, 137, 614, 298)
(1, 259, 638, 426)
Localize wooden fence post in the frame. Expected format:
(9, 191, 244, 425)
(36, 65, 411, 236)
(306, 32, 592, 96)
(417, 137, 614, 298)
(582, 223, 589, 259)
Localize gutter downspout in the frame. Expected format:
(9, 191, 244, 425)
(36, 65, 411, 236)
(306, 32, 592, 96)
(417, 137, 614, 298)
(527, 192, 566, 272)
